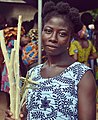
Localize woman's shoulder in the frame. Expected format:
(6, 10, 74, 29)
(87, 40, 94, 46)
(71, 40, 79, 44)
(70, 40, 80, 47)
(69, 62, 91, 75)
(68, 62, 92, 83)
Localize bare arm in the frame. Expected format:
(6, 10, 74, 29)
(89, 52, 98, 60)
(71, 53, 78, 61)
(78, 70, 96, 120)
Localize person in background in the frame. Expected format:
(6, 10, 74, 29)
(0, 15, 8, 90)
(0, 15, 7, 30)
(81, 12, 97, 70)
(22, 12, 47, 70)
(5, 1, 96, 120)
(0, 19, 27, 93)
(81, 12, 94, 40)
(69, 25, 97, 67)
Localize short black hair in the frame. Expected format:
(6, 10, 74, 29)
(33, 12, 38, 24)
(42, 1, 82, 33)
(81, 12, 93, 27)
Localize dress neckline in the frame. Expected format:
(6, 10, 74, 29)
(38, 62, 81, 79)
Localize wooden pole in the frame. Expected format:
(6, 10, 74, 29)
(38, 0, 42, 64)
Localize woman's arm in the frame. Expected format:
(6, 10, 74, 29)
(73, 53, 78, 61)
(78, 70, 96, 120)
(89, 52, 98, 60)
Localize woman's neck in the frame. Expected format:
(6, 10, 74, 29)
(46, 52, 74, 67)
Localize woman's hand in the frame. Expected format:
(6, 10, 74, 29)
(5, 103, 27, 120)
(5, 110, 15, 120)
(5, 110, 24, 120)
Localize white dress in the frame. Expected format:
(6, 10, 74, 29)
(26, 62, 91, 120)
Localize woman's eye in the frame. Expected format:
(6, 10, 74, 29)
(59, 32, 67, 37)
(44, 29, 52, 34)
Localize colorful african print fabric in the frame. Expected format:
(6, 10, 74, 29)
(22, 29, 46, 67)
(1, 40, 15, 93)
(27, 29, 38, 43)
(0, 27, 25, 92)
(22, 41, 38, 66)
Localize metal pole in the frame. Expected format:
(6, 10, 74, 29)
(38, 0, 42, 64)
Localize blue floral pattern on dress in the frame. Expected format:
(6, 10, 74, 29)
(26, 62, 91, 120)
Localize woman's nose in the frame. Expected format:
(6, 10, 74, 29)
(50, 32, 57, 42)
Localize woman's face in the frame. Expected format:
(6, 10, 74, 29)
(42, 17, 72, 56)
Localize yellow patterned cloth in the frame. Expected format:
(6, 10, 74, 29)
(69, 40, 96, 63)
(27, 29, 38, 43)
(3, 27, 25, 44)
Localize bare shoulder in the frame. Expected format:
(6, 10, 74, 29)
(78, 70, 96, 91)
(78, 70, 96, 120)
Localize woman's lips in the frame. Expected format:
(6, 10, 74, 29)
(46, 45, 58, 48)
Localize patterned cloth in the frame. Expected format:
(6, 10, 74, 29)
(26, 62, 91, 120)
(4, 27, 25, 45)
(22, 41, 38, 66)
(69, 40, 96, 64)
(27, 29, 38, 42)
(1, 40, 15, 92)
(0, 27, 25, 92)
(22, 29, 46, 67)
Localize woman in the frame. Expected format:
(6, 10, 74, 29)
(69, 25, 97, 67)
(5, 1, 96, 120)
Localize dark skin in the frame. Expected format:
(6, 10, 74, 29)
(78, 70, 96, 120)
(0, 92, 10, 120)
(20, 35, 31, 47)
(41, 17, 75, 78)
(5, 105, 27, 120)
(5, 17, 96, 120)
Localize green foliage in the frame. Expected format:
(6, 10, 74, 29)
(90, 9, 98, 20)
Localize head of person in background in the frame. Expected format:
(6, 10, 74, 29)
(32, 12, 38, 29)
(81, 12, 94, 40)
(28, 12, 38, 40)
(22, 21, 32, 35)
(0, 15, 7, 30)
(81, 12, 93, 29)
(7, 17, 18, 27)
(77, 25, 88, 40)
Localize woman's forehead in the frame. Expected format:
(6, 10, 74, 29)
(44, 17, 70, 28)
